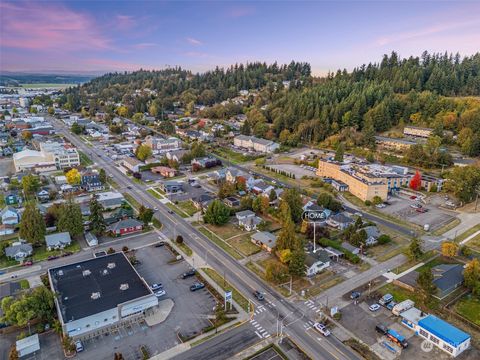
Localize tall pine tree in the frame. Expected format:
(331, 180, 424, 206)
(19, 201, 46, 245)
(89, 195, 106, 236)
(58, 198, 83, 236)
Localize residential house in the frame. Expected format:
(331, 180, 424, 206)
(305, 250, 331, 276)
(251, 181, 274, 195)
(0, 224, 15, 236)
(225, 168, 246, 184)
(4, 192, 22, 206)
(236, 210, 262, 231)
(302, 201, 332, 220)
(108, 218, 143, 236)
(151, 166, 177, 178)
(361, 226, 381, 246)
(166, 149, 188, 163)
(191, 193, 215, 212)
(191, 157, 221, 170)
(251, 231, 277, 253)
(326, 213, 354, 230)
(224, 196, 240, 208)
(375, 136, 416, 151)
(5, 241, 33, 261)
(159, 180, 184, 194)
(94, 191, 125, 210)
(0, 206, 20, 225)
(36, 188, 50, 202)
(45, 232, 72, 250)
(341, 242, 360, 255)
(122, 157, 143, 173)
(81, 171, 104, 192)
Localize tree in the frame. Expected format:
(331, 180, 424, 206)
(407, 238, 423, 261)
(464, 259, 480, 295)
(265, 262, 289, 284)
(57, 198, 83, 236)
(138, 205, 154, 225)
(443, 166, 480, 203)
(135, 144, 152, 161)
(334, 143, 344, 162)
(218, 182, 236, 199)
(281, 188, 303, 223)
(269, 189, 277, 202)
(114, 353, 125, 360)
(416, 268, 437, 303)
(65, 168, 81, 185)
(22, 131, 32, 141)
(117, 105, 129, 117)
(71, 122, 84, 135)
(21, 174, 40, 196)
(409, 170, 422, 191)
(9, 345, 19, 360)
(288, 249, 305, 276)
(441, 241, 458, 257)
(47, 106, 55, 115)
(372, 196, 383, 205)
(279, 249, 292, 264)
(377, 234, 391, 245)
(203, 200, 230, 226)
(240, 196, 253, 210)
(176, 235, 184, 244)
(99, 168, 107, 184)
(89, 195, 106, 236)
(132, 112, 144, 123)
(19, 202, 46, 245)
(276, 215, 298, 251)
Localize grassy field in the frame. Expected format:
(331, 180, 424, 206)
(205, 223, 244, 240)
(454, 294, 480, 326)
(199, 227, 243, 260)
(78, 151, 93, 166)
(19, 279, 30, 289)
(467, 234, 480, 251)
(176, 242, 193, 256)
(177, 201, 198, 217)
(202, 267, 249, 311)
(165, 203, 188, 218)
(456, 223, 480, 243)
(123, 193, 140, 210)
(211, 148, 262, 164)
(147, 188, 163, 199)
(417, 255, 460, 272)
(432, 218, 461, 236)
(226, 234, 260, 256)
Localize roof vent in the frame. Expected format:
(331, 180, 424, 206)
(107, 262, 116, 269)
(91, 292, 101, 300)
(120, 283, 129, 291)
(102, 269, 109, 275)
(58, 270, 64, 276)
(82, 270, 91, 276)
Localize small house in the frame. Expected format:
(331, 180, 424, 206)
(0, 206, 20, 225)
(108, 218, 143, 236)
(36, 188, 50, 202)
(305, 250, 331, 276)
(341, 242, 360, 255)
(45, 232, 72, 250)
(5, 241, 33, 261)
(81, 171, 104, 192)
(236, 210, 261, 231)
(224, 196, 240, 208)
(192, 193, 215, 211)
(326, 213, 354, 230)
(4, 192, 22, 206)
(361, 226, 381, 246)
(251, 231, 277, 253)
(151, 166, 177, 178)
(159, 180, 184, 194)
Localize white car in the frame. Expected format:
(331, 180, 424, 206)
(369, 304, 381, 312)
(151, 283, 163, 290)
(154, 290, 166, 297)
(354, 212, 363, 217)
(313, 323, 330, 336)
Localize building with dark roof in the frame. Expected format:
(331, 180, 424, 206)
(48, 252, 157, 339)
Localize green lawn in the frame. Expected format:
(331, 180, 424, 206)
(122, 193, 140, 210)
(392, 250, 436, 274)
(78, 151, 93, 166)
(199, 227, 243, 260)
(32, 241, 81, 262)
(202, 267, 249, 311)
(205, 223, 243, 240)
(417, 255, 460, 272)
(176, 242, 193, 256)
(454, 295, 480, 326)
(455, 224, 480, 243)
(19, 279, 30, 289)
(177, 201, 198, 217)
(432, 218, 461, 236)
(165, 203, 188, 218)
(227, 234, 261, 257)
(154, 187, 166, 195)
(211, 148, 262, 164)
(147, 189, 163, 199)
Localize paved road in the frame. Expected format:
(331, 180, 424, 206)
(52, 116, 361, 360)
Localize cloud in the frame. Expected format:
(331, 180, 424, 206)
(186, 37, 203, 46)
(183, 51, 210, 58)
(226, 6, 255, 18)
(0, 1, 111, 51)
(134, 42, 158, 49)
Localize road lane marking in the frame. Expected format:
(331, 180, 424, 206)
(254, 331, 263, 339)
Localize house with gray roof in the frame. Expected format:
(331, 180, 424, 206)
(236, 210, 262, 231)
(360, 225, 381, 246)
(341, 242, 360, 255)
(1, 206, 20, 225)
(45, 232, 72, 251)
(5, 241, 33, 261)
(251, 231, 277, 253)
(326, 213, 354, 230)
(305, 250, 331, 276)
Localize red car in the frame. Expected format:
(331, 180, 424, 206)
(416, 207, 428, 213)
(409, 195, 417, 200)
(22, 261, 33, 266)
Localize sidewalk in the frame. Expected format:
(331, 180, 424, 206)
(382, 261, 426, 282)
(459, 229, 480, 245)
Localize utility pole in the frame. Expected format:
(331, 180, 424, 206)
(289, 276, 292, 295)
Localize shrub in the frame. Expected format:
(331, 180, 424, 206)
(122, 246, 129, 252)
(107, 247, 115, 254)
(176, 235, 184, 244)
(364, 200, 372, 206)
(377, 234, 391, 245)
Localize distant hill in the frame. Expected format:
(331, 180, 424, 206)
(0, 73, 95, 87)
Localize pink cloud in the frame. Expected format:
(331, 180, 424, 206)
(186, 37, 203, 46)
(0, 1, 111, 51)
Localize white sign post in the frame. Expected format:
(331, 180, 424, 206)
(225, 290, 233, 311)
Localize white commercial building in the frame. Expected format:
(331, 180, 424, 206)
(233, 135, 280, 153)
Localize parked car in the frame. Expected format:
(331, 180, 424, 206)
(416, 207, 428, 213)
(253, 291, 264, 301)
(386, 301, 397, 311)
(375, 324, 388, 335)
(369, 303, 381, 312)
(22, 261, 33, 266)
(62, 251, 73, 257)
(410, 203, 422, 209)
(75, 340, 84, 353)
(190, 282, 205, 291)
(154, 241, 165, 247)
(48, 255, 59, 261)
(182, 269, 196, 279)
(151, 283, 163, 291)
(378, 293, 393, 306)
(154, 290, 166, 297)
(409, 195, 417, 200)
(313, 323, 330, 336)
(354, 212, 363, 217)
(154, 207, 159, 211)
(168, 210, 174, 214)
(375, 204, 386, 209)
(350, 291, 361, 299)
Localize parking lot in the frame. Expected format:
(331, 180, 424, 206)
(167, 181, 210, 202)
(378, 194, 455, 231)
(76, 243, 217, 360)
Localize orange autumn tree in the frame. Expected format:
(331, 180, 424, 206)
(409, 170, 422, 191)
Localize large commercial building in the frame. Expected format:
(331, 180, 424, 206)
(316, 160, 389, 201)
(49, 253, 158, 340)
(145, 136, 181, 153)
(375, 136, 416, 151)
(13, 149, 57, 172)
(39, 141, 80, 169)
(233, 135, 280, 153)
(403, 126, 434, 138)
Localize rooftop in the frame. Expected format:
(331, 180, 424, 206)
(49, 252, 152, 322)
(418, 314, 470, 346)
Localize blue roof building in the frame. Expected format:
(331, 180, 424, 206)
(417, 315, 470, 357)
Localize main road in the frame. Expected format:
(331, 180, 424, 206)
(51, 116, 362, 360)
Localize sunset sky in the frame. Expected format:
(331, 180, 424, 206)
(1, 0, 479, 75)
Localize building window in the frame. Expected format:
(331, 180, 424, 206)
(430, 335, 439, 344)
(104, 318, 108, 322)
(419, 329, 429, 338)
(442, 344, 453, 353)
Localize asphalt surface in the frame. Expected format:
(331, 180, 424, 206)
(51, 116, 361, 360)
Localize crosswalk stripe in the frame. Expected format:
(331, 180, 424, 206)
(316, 309, 321, 313)
(264, 334, 271, 339)
(255, 331, 263, 338)
(254, 324, 261, 329)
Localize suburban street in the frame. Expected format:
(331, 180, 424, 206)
(50, 116, 362, 360)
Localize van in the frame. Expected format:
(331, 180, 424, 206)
(379, 293, 393, 306)
(375, 324, 388, 335)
